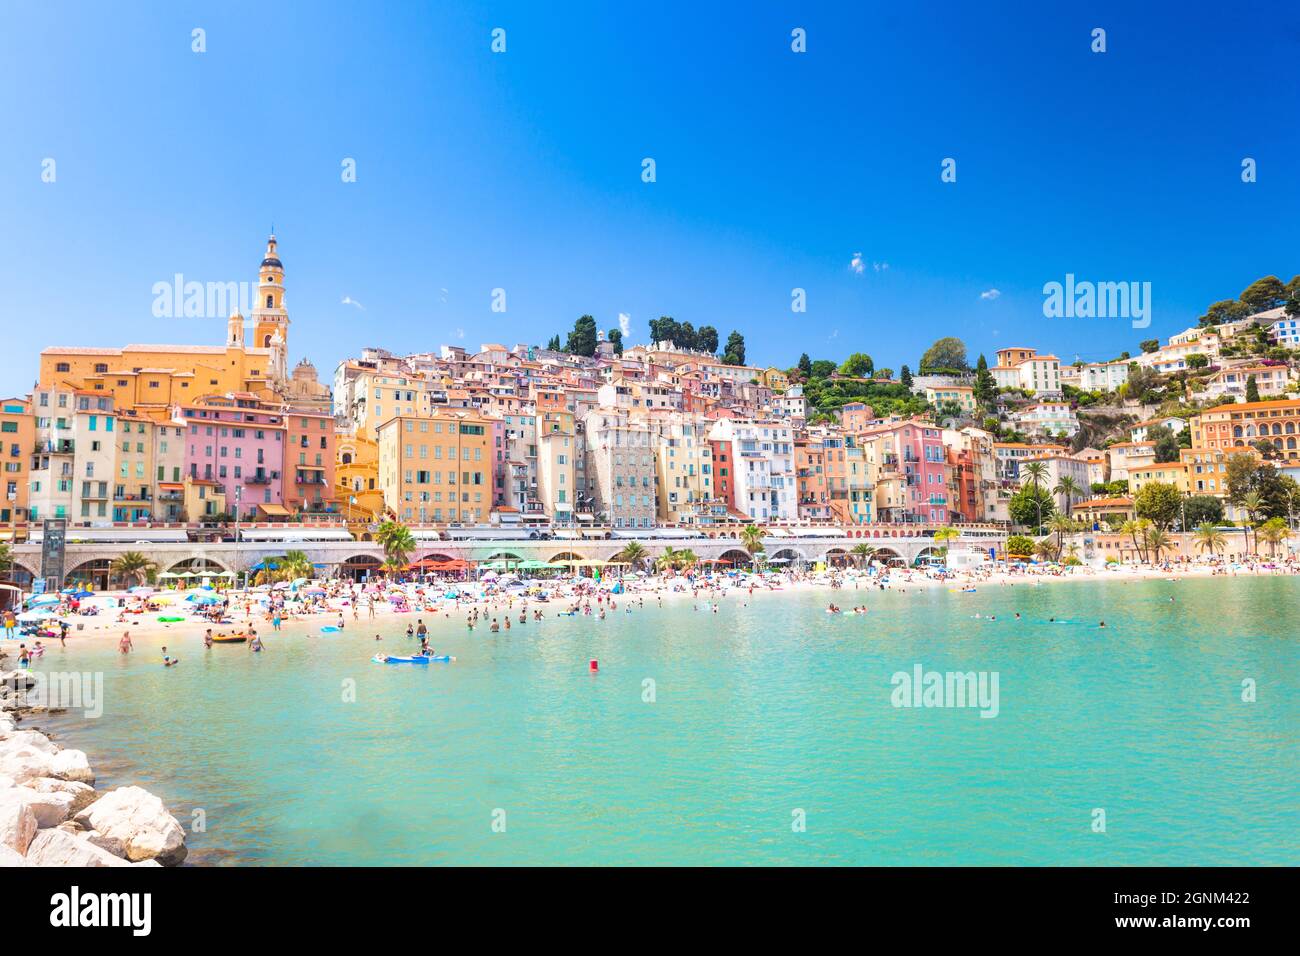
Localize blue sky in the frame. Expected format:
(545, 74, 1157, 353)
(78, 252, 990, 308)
(1, 0, 1297, 389)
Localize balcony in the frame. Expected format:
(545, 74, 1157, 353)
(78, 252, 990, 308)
(245, 471, 278, 485)
(113, 492, 152, 503)
(36, 440, 75, 455)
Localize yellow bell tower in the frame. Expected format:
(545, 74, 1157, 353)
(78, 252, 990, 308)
(251, 233, 289, 382)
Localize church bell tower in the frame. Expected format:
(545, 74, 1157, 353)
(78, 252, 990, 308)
(251, 233, 290, 382)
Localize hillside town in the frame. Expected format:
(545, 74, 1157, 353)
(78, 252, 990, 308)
(3, 235, 1299, 579)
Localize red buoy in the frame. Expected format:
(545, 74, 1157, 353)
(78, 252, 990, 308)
(589, 658, 599, 673)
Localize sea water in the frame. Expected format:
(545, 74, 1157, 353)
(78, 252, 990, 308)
(26, 575, 1299, 865)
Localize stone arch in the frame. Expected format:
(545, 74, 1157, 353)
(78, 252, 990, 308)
(548, 551, 583, 564)
(164, 556, 230, 576)
(339, 554, 383, 581)
(768, 547, 807, 567)
(485, 551, 524, 562)
(913, 546, 945, 566)
(718, 548, 753, 566)
(824, 547, 850, 567)
(872, 547, 905, 566)
(417, 552, 458, 564)
(65, 558, 114, 590)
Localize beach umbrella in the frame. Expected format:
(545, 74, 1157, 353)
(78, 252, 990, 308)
(28, 594, 61, 606)
(128, 585, 155, 595)
(187, 593, 221, 605)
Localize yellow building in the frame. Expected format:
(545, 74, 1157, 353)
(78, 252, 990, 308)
(38, 235, 292, 418)
(1129, 461, 1189, 496)
(377, 411, 492, 524)
(925, 384, 976, 413)
(0, 397, 34, 536)
(762, 367, 790, 392)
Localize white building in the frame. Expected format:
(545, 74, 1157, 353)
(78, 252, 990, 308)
(708, 418, 797, 522)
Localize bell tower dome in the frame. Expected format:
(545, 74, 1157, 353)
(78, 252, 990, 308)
(251, 233, 290, 380)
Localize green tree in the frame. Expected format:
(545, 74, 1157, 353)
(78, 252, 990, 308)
(1139, 339, 1160, 353)
(809, 359, 837, 379)
(1256, 516, 1290, 556)
(1005, 534, 1036, 558)
(797, 353, 812, 376)
(697, 325, 719, 354)
(1148, 425, 1181, 463)
(614, 540, 648, 571)
(1239, 276, 1288, 314)
(1009, 483, 1055, 530)
(850, 542, 876, 568)
(839, 353, 874, 377)
(900, 365, 913, 389)
(545, 334, 562, 351)
(722, 331, 746, 366)
(1053, 476, 1084, 516)
(110, 551, 157, 587)
(919, 336, 968, 372)
(607, 328, 624, 355)
(1198, 298, 1250, 327)
(1193, 523, 1226, 558)
(567, 315, 598, 357)
(973, 354, 995, 407)
(1245, 374, 1260, 403)
(740, 524, 765, 559)
(1134, 481, 1182, 530)
(1186, 353, 1209, 369)
(1182, 495, 1224, 527)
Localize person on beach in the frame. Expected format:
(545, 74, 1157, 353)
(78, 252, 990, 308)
(250, 633, 264, 653)
(3, 609, 15, 639)
(118, 632, 134, 654)
(204, 630, 214, 648)
(17, 643, 29, 669)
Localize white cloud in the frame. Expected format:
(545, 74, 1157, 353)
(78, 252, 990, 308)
(850, 253, 888, 275)
(980, 288, 1001, 301)
(455, 327, 464, 339)
(618, 312, 631, 338)
(341, 295, 365, 310)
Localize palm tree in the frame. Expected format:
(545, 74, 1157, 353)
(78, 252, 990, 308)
(110, 551, 157, 587)
(614, 541, 648, 572)
(1054, 476, 1083, 517)
(657, 547, 685, 572)
(0, 543, 12, 575)
(281, 549, 315, 580)
(1241, 491, 1263, 555)
(1033, 538, 1058, 563)
(677, 549, 699, 570)
(1193, 522, 1226, 559)
(1047, 514, 1077, 558)
(1143, 526, 1172, 563)
(1256, 517, 1290, 557)
(739, 523, 766, 571)
(850, 542, 877, 569)
(1022, 461, 1049, 530)
(1120, 518, 1151, 564)
(378, 523, 416, 572)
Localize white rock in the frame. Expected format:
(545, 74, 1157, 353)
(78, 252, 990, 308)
(23, 777, 98, 815)
(0, 792, 38, 855)
(73, 786, 186, 865)
(0, 774, 15, 790)
(23, 828, 132, 867)
(0, 787, 76, 828)
(47, 749, 94, 785)
(0, 730, 57, 754)
(0, 843, 27, 866)
(0, 745, 55, 783)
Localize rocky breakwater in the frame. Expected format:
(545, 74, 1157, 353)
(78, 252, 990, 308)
(0, 665, 188, 867)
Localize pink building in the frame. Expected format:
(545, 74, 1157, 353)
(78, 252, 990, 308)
(180, 395, 286, 519)
(863, 418, 950, 524)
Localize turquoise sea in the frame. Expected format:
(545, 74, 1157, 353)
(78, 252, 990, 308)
(26, 576, 1299, 865)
